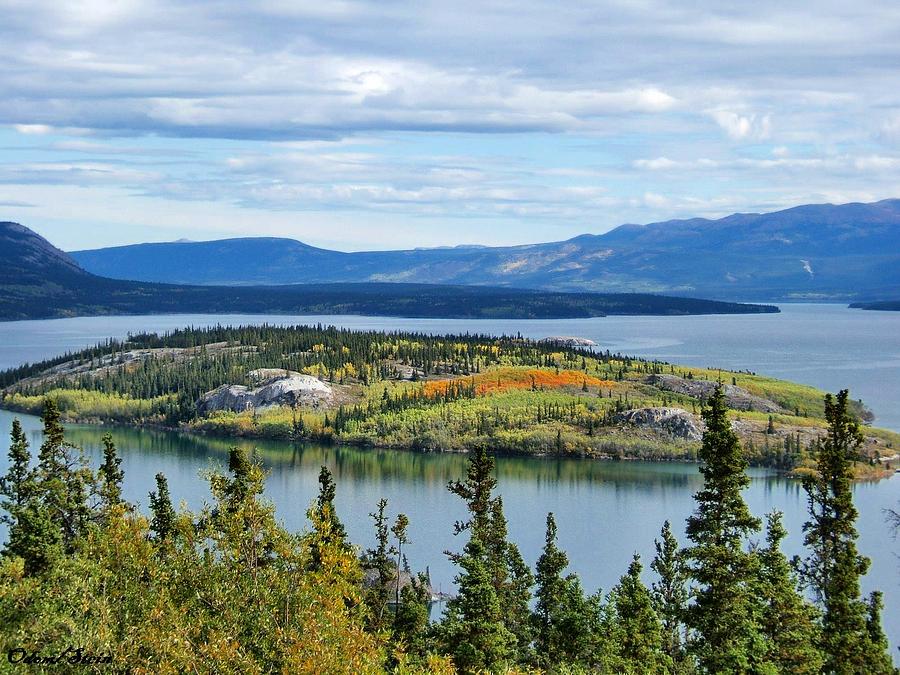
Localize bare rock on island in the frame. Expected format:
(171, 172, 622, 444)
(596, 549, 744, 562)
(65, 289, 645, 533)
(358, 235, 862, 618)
(615, 406, 703, 441)
(198, 370, 334, 414)
(646, 374, 783, 413)
(538, 336, 597, 347)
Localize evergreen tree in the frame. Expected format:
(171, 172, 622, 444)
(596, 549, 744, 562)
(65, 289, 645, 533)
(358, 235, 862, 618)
(532, 512, 596, 669)
(684, 384, 770, 672)
(392, 572, 432, 660)
(445, 448, 533, 659)
(757, 511, 823, 674)
(148, 472, 176, 543)
(864, 591, 895, 674)
(35, 398, 93, 552)
(98, 433, 124, 510)
(447, 446, 496, 541)
(309, 465, 349, 570)
(438, 537, 515, 674)
(440, 448, 529, 672)
(0, 419, 31, 513)
(798, 390, 895, 673)
(604, 554, 670, 674)
(650, 520, 689, 664)
(391, 513, 410, 606)
(1, 419, 61, 575)
(485, 497, 533, 660)
(364, 498, 395, 631)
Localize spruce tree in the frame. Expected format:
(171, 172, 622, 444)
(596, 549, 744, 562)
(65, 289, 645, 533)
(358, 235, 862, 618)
(650, 520, 688, 664)
(684, 384, 770, 672)
(391, 513, 410, 606)
(439, 537, 515, 674)
(148, 472, 176, 543)
(440, 448, 530, 671)
(604, 554, 670, 674)
(799, 390, 894, 673)
(1, 419, 61, 575)
(35, 398, 93, 551)
(445, 448, 533, 659)
(485, 497, 533, 660)
(392, 572, 431, 659)
(447, 446, 496, 541)
(0, 419, 31, 513)
(757, 511, 823, 674)
(98, 433, 124, 510)
(309, 465, 349, 570)
(365, 498, 396, 631)
(532, 512, 596, 669)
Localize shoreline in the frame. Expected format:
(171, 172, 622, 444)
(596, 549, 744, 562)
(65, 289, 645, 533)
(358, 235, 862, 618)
(3, 403, 893, 482)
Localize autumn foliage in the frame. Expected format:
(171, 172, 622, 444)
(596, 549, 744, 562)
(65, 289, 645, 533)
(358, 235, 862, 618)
(423, 368, 615, 397)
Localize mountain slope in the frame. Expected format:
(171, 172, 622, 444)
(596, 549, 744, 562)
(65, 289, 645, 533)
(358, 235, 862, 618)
(70, 200, 900, 300)
(0, 223, 776, 320)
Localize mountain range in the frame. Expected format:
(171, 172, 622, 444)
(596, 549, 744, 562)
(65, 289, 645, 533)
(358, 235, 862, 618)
(0, 222, 775, 321)
(70, 200, 900, 301)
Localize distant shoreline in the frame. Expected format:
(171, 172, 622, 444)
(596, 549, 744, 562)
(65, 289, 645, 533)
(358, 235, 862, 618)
(849, 300, 900, 311)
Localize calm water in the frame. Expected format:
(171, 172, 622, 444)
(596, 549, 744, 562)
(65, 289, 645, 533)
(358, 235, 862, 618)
(0, 305, 898, 654)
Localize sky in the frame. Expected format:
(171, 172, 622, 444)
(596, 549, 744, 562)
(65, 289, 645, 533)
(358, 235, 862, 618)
(1, 1, 899, 252)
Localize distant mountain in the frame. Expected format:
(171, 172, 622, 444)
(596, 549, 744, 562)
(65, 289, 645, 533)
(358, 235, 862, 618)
(70, 200, 900, 301)
(0, 222, 776, 321)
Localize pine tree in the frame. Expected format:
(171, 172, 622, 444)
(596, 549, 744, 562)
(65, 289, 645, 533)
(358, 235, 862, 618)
(440, 448, 528, 672)
(391, 513, 410, 606)
(757, 511, 823, 674)
(650, 520, 688, 664)
(0, 419, 31, 513)
(684, 384, 770, 672)
(392, 572, 432, 659)
(148, 472, 176, 543)
(798, 390, 894, 673)
(98, 433, 124, 510)
(484, 497, 533, 660)
(864, 591, 895, 674)
(604, 554, 670, 673)
(447, 447, 495, 541)
(365, 498, 396, 631)
(532, 512, 596, 669)
(439, 537, 515, 674)
(309, 465, 348, 570)
(35, 398, 93, 552)
(1, 419, 61, 575)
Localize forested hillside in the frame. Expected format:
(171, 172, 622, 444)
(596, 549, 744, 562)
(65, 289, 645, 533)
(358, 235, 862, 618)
(70, 199, 900, 301)
(0, 222, 776, 320)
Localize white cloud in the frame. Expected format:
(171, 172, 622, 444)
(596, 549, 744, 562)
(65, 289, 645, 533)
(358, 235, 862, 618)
(707, 110, 771, 141)
(1, 0, 899, 248)
(14, 124, 54, 135)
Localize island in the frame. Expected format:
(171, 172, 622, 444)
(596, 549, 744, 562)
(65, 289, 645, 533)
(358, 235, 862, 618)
(1, 325, 895, 479)
(849, 300, 900, 311)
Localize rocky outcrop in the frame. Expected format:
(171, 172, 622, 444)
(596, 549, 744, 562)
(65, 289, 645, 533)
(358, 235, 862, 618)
(616, 406, 703, 441)
(646, 374, 783, 413)
(538, 336, 597, 347)
(197, 371, 333, 414)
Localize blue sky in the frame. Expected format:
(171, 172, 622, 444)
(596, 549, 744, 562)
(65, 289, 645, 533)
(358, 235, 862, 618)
(1, 0, 899, 251)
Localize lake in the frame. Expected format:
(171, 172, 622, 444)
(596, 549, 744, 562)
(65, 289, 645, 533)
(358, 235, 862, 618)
(0, 304, 898, 655)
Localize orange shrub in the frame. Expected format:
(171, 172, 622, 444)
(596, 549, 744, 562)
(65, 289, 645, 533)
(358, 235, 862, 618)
(423, 367, 615, 397)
